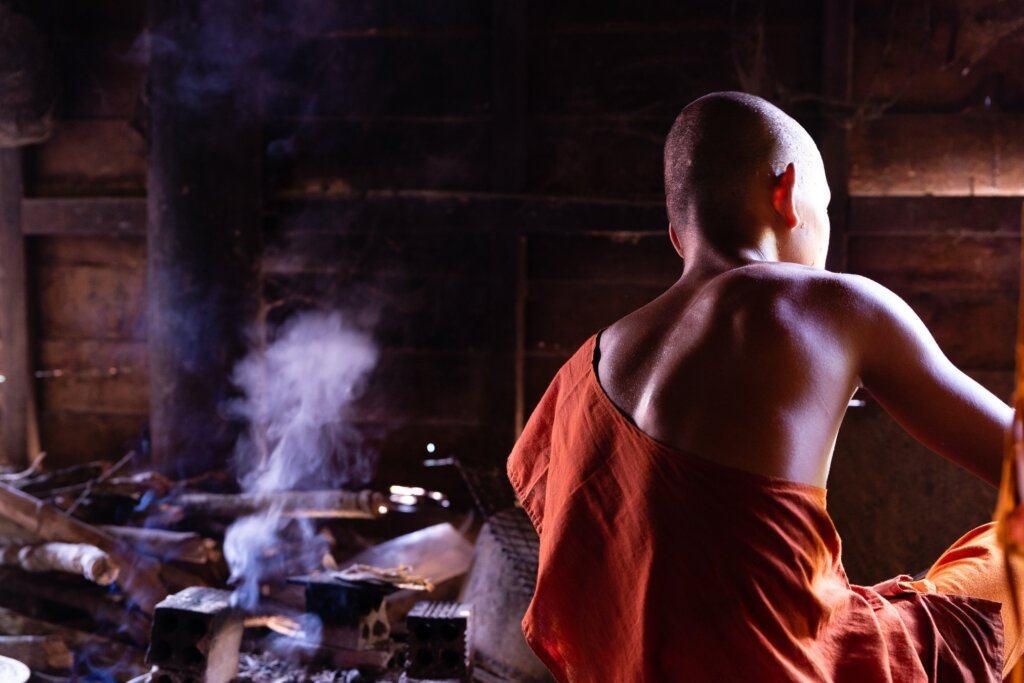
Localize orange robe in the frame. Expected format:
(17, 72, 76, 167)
(507, 331, 1010, 682)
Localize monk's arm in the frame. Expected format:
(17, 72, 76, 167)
(846, 276, 1012, 488)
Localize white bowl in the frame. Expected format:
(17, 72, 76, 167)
(0, 655, 29, 683)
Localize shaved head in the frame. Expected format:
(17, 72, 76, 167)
(664, 92, 826, 247)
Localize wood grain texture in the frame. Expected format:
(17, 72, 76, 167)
(848, 114, 1024, 196)
(22, 198, 145, 236)
(26, 120, 146, 197)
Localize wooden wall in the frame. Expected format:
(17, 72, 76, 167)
(21, 3, 148, 468)
(827, 0, 1024, 582)
(4, 0, 1023, 580)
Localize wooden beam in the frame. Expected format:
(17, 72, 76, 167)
(0, 150, 30, 467)
(21, 197, 145, 236)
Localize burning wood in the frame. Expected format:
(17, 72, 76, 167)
(101, 526, 211, 565)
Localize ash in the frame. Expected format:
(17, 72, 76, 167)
(235, 652, 403, 683)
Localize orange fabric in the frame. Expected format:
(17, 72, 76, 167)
(507, 332, 1008, 682)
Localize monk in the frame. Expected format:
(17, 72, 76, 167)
(507, 91, 1022, 682)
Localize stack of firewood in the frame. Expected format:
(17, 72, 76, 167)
(0, 452, 390, 681)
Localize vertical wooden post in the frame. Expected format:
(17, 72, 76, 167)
(0, 149, 30, 467)
(821, 0, 853, 273)
(147, 0, 262, 476)
(491, 0, 529, 450)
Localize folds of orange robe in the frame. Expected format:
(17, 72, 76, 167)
(507, 332, 1004, 682)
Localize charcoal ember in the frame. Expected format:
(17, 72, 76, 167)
(147, 587, 243, 683)
(0, 4, 58, 147)
(405, 601, 472, 682)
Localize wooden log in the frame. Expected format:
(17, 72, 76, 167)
(173, 489, 387, 520)
(14, 462, 108, 496)
(0, 635, 72, 672)
(0, 569, 151, 647)
(0, 543, 118, 585)
(0, 481, 167, 613)
(100, 526, 208, 564)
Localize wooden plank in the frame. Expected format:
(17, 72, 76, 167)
(849, 197, 1022, 235)
(263, 272, 497, 351)
(530, 0, 818, 27)
(850, 0, 1024, 112)
(903, 289, 1017, 371)
(350, 351, 491, 423)
(25, 120, 146, 197)
(526, 232, 680, 283)
(265, 35, 489, 118)
(36, 340, 148, 416)
(36, 263, 146, 341)
(262, 230, 495, 276)
(269, 192, 666, 235)
(529, 116, 666, 197)
(37, 412, 146, 470)
(0, 149, 30, 466)
(848, 114, 1024, 196)
(261, 0, 487, 35)
(22, 198, 145, 236)
(267, 119, 491, 195)
(846, 234, 1019, 291)
(526, 280, 664, 353)
(32, 234, 145, 268)
(529, 29, 735, 118)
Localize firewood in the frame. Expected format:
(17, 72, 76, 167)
(0, 635, 72, 672)
(173, 489, 388, 520)
(0, 606, 147, 677)
(99, 525, 209, 564)
(14, 462, 108, 496)
(0, 481, 167, 613)
(0, 543, 118, 585)
(0, 569, 151, 647)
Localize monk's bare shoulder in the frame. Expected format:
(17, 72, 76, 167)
(719, 262, 902, 326)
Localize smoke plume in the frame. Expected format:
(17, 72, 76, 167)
(223, 311, 378, 608)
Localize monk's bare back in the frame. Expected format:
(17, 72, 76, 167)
(598, 260, 1011, 491)
(596, 92, 1012, 492)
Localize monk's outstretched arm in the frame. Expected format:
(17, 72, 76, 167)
(847, 276, 1012, 488)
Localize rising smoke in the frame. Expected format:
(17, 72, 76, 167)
(223, 312, 378, 608)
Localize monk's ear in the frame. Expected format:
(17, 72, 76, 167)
(772, 162, 800, 230)
(668, 223, 684, 258)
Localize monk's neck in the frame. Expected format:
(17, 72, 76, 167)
(679, 240, 781, 284)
